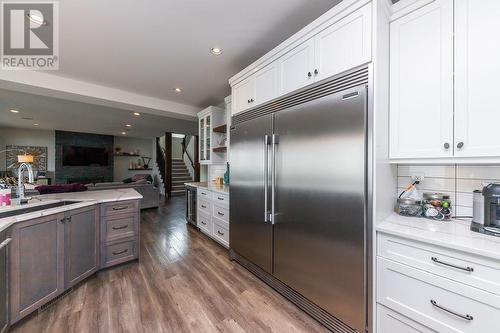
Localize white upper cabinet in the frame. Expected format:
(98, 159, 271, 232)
(454, 0, 500, 158)
(254, 61, 280, 106)
(389, 0, 454, 159)
(232, 76, 255, 116)
(279, 39, 315, 95)
(314, 2, 372, 82)
(230, 1, 373, 117)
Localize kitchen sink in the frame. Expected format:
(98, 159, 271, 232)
(0, 201, 82, 219)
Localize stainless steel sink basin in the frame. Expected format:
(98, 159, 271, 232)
(0, 201, 81, 219)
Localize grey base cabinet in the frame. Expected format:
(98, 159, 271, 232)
(0, 229, 11, 333)
(9, 213, 65, 323)
(7, 200, 140, 326)
(64, 206, 100, 288)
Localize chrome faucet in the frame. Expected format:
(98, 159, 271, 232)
(17, 163, 34, 204)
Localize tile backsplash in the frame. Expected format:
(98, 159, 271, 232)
(397, 165, 500, 217)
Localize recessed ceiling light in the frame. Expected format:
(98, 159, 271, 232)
(33, 123, 39, 126)
(121, 132, 127, 135)
(125, 124, 132, 127)
(133, 112, 140, 116)
(10, 109, 19, 113)
(27, 13, 47, 26)
(174, 87, 182, 93)
(210, 47, 222, 56)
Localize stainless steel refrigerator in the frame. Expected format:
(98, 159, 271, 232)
(230, 68, 369, 333)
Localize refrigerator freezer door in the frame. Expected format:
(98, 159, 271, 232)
(230, 115, 274, 273)
(273, 86, 367, 332)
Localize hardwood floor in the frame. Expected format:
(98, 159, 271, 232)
(10, 197, 327, 333)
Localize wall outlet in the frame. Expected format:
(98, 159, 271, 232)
(411, 175, 425, 183)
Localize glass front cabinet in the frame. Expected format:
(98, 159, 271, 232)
(198, 106, 226, 165)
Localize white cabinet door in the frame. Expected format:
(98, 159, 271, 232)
(254, 61, 279, 106)
(279, 38, 315, 95)
(232, 76, 255, 116)
(378, 305, 437, 333)
(314, 2, 372, 82)
(389, 0, 454, 159)
(454, 0, 500, 158)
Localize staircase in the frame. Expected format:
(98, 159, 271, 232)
(171, 158, 193, 196)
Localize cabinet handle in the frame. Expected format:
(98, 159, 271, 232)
(444, 143, 450, 149)
(314, 69, 319, 75)
(430, 300, 473, 321)
(112, 225, 129, 230)
(457, 142, 464, 149)
(112, 249, 129, 256)
(201, 205, 207, 208)
(201, 221, 206, 225)
(217, 197, 224, 201)
(247, 99, 251, 104)
(201, 192, 207, 196)
(307, 71, 312, 78)
(112, 206, 128, 211)
(431, 257, 474, 272)
(217, 212, 224, 216)
(0, 238, 12, 250)
(217, 230, 225, 236)
(60, 217, 71, 223)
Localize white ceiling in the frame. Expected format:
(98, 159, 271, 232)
(0, 89, 197, 138)
(53, 0, 341, 108)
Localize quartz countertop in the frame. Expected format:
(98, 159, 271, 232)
(184, 182, 229, 195)
(377, 213, 500, 261)
(0, 188, 142, 233)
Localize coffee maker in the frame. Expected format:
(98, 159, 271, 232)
(471, 183, 500, 236)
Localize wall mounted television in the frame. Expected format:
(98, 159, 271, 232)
(62, 146, 110, 166)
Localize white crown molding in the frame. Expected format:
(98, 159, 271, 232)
(0, 71, 199, 121)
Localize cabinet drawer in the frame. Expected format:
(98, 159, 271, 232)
(103, 214, 137, 242)
(102, 239, 137, 268)
(212, 204, 229, 223)
(213, 193, 229, 207)
(378, 258, 500, 333)
(377, 305, 436, 333)
(197, 189, 212, 200)
(378, 233, 500, 296)
(198, 199, 211, 215)
(197, 212, 212, 235)
(212, 219, 229, 247)
(102, 200, 139, 217)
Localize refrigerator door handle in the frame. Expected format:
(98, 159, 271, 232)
(271, 134, 279, 225)
(264, 135, 271, 222)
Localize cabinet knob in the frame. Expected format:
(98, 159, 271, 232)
(250, 98, 254, 103)
(457, 142, 464, 149)
(444, 143, 450, 149)
(247, 99, 250, 104)
(314, 69, 319, 75)
(308, 72, 312, 78)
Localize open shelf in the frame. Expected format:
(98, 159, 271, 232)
(114, 154, 141, 157)
(128, 168, 152, 171)
(212, 146, 227, 153)
(213, 124, 227, 133)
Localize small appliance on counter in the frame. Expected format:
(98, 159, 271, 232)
(471, 183, 500, 237)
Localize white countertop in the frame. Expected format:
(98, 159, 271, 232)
(0, 188, 142, 233)
(377, 213, 500, 261)
(185, 182, 230, 195)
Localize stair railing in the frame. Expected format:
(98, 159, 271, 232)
(182, 136, 199, 181)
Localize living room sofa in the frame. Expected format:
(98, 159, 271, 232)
(86, 182, 160, 209)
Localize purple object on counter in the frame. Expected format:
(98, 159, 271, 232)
(35, 183, 88, 195)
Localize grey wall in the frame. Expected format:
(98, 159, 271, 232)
(172, 137, 184, 159)
(113, 136, 153, 182)
(55, 131, 114, 184)
(0, 126, 55, 172)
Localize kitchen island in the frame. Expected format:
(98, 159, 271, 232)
(0, 188, 142, 326)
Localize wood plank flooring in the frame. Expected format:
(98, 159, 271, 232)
(10, 197, 327, 333)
